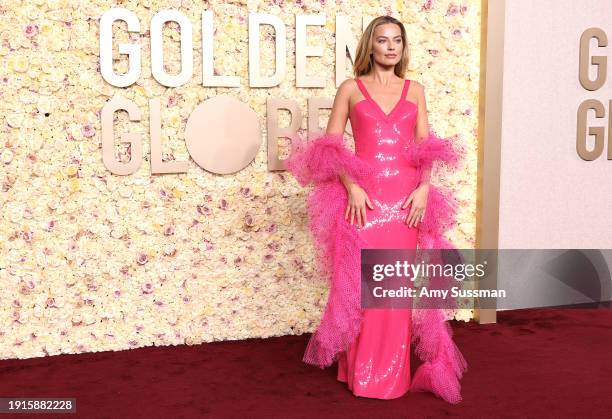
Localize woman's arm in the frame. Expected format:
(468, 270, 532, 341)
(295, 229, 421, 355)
(324, 79, 373, 227)
(402, 81, 431, 227)
(414, 82, 431, 187)
(325, 79, 358, 191)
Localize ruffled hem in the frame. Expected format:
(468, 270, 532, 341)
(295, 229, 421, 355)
(284, 131, 371, 368)
(410, 308, 468, 404)
(301, 208, 365, 368)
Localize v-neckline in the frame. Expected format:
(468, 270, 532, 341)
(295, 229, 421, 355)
(355, 78, 409, 120)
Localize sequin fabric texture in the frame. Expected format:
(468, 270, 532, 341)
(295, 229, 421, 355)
(336, 78, 422, 399)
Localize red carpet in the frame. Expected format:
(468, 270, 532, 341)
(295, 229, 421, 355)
(1, 308, 611, 418)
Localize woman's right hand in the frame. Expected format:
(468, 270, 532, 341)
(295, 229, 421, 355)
(345, 183, 374, 227)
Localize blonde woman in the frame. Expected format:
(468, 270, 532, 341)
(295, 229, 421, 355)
(285, 15, 467, 403)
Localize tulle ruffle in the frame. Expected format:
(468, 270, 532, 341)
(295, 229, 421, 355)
(404, 129, 464, 172)
(410, 304, 468, 404)
(284, 131, 373, 368)
(283, 129, 468, 403)
(283, 131, 375, 189)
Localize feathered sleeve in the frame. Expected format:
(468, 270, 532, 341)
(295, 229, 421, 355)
(404, 129, 469, 404)
(406, 129, 463, 185)
(405, 129, 464, 249)
(282, 130, 371, 369)
(283, 130, 375, 188)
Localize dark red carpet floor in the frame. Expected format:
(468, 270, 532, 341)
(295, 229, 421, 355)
(1, 308, 611, 418)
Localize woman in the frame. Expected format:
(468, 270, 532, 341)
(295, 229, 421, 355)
(284, 16, 467, 403)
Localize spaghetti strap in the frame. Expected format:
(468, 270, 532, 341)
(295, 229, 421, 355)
(355, 78, 370, 101)
(354, 78, 410, 120)
(401, 79, 410, 101)
(356, 78, 409, 103)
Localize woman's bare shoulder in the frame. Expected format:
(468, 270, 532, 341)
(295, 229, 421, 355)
(338, 77, 359, 92)
(409, 80, 424, 91)
(333, 78, 360, 101)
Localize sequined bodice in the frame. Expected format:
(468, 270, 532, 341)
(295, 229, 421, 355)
(349, 78, 420, 203)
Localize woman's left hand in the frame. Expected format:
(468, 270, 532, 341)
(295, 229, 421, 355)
(401, 184, 429, 228)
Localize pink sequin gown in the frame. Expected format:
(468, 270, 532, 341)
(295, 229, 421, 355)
(336, 78, 421, 399)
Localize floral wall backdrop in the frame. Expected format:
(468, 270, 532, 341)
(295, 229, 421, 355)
(0, 0, 480, 359)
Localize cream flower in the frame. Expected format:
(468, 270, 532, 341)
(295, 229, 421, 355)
(0, 0, 480, 359)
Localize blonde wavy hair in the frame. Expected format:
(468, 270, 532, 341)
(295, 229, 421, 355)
(352, 16, 410, 78)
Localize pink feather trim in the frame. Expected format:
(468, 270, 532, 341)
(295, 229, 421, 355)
(283, 129, 468, 403)
(406, 129, 464, 171)
(410, 308, 468, 404)
(283, 131, 375, 190)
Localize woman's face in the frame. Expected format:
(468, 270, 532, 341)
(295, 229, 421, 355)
(371, 23, 403, 67)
